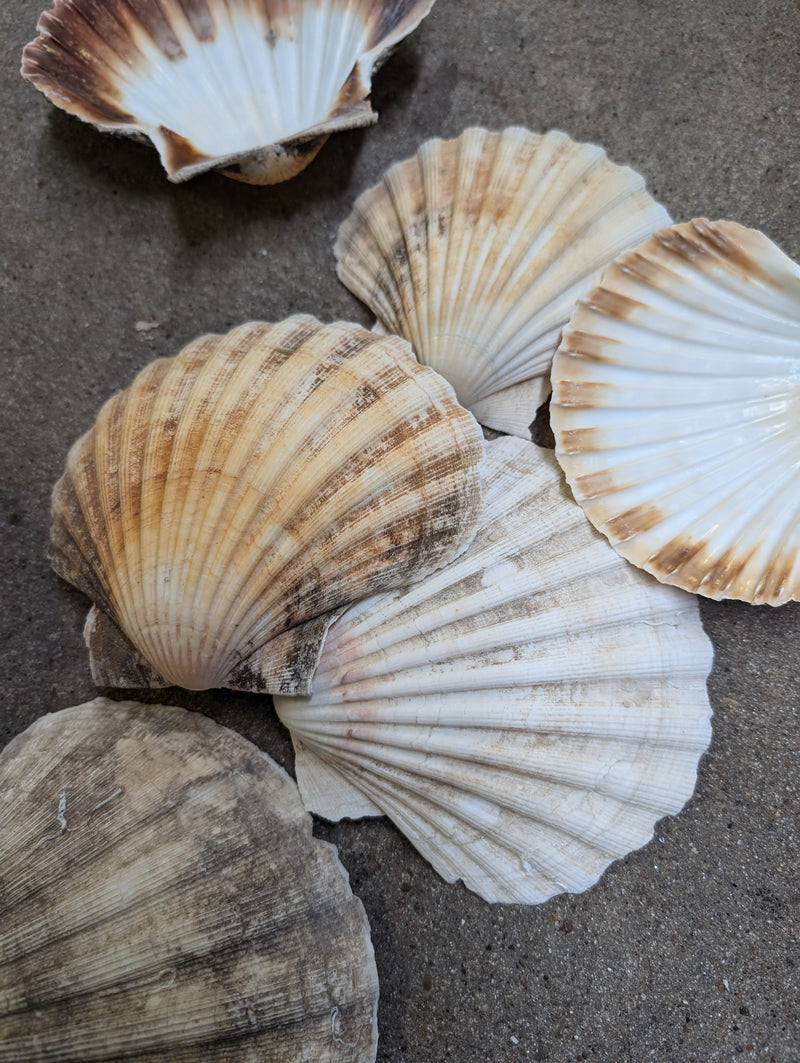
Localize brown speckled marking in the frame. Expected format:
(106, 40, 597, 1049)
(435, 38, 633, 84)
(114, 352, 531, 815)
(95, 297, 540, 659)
(158, 125, 212, 173)
(553, 380, 614, 407)
(656, 219, 771, 285)
(605, 502, 665, 542)
(647, 534, 708, 583)
(753, 555, 798, 605)
(559, 328, 622, 363)
(574, 468, 625, 500)
(177, 0, 217, 42)
(692, 544, 756, 599)
(555, 427, 604, 454)
(615, 249, 670, 290)
(22, 32, 134, 125)
(587, 286, 645, 321)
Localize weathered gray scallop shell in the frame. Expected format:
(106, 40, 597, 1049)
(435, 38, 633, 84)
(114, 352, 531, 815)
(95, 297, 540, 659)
(49, 316, 484, 695)
(0, 698, 379, 1062)
(550, 218, 800, 604)
(275, 437, 713, 905)
(22, 0, 437, 183)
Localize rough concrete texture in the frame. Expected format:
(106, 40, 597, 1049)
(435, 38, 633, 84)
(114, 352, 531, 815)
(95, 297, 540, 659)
(1, 0, 799, 1060)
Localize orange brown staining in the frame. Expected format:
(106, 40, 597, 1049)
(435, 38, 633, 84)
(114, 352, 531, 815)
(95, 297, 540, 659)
(158, 126, 212, 173)
(329, 64, 369, 119)
(616, 248, 673, 289)
(647, 535, 709, 582)
(587, 286, 645, 321)
(604, 502, 665, 542)
(574, 469, 624, 501)
(552, 380, 615, 408)
(559, 328, 622, 363)
(555, 427, 604, 454)
(695, 547, 754, 599)
(754, 557, 798, 606)
(179, 0, 218, 42)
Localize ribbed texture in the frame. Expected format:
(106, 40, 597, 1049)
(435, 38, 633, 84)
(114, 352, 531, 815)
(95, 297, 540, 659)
(275, 437, 713, 905)
(335, 127, 671, 436)
(49, 316, 484, 693)
(21, 0, 436, 181)
(0, 699, 379, 1062)
(551, 218, 800, 605)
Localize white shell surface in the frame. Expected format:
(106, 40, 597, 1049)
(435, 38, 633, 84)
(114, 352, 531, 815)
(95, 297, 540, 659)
(275, 437, 713, 905)
(49, 316, 484, 695)
(550, 218, 800, 605)
(0, 698, 379, 1062)
(335, 127, 671, 436)
(22, 0, 436, 182)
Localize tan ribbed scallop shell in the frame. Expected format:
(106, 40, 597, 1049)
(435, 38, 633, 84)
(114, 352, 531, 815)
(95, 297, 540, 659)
(0, 698, 379, 1062)
(334, 127, 670, 436)
(49, 316, 484, 693)
(550, 218, 800, 604)
(22, 0, 437, 183)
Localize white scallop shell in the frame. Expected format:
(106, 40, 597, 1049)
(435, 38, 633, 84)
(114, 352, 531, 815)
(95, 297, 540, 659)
(22, 0, 436, 183)
(334, 127, 671, 436)
(275, 437, 713, 905)
(550, 218, 800, 605)
(0, 698, 378, 1062)
(49, 316, 484, 694)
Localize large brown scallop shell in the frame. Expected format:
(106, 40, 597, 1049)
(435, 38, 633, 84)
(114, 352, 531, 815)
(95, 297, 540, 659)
(0, 698, 379, 1062)
(21, 0, 437, 183)
(49, 316, 484, 694)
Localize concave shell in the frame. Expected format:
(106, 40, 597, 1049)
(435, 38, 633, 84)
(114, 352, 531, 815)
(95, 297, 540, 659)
(21, 0, 436, 184)
(550, 218, 800, 605)
(334, 126, 671, 436)
(49, 315, 483, 694)
(275, 436, 713, 905)
(0, 698, 379, 1062)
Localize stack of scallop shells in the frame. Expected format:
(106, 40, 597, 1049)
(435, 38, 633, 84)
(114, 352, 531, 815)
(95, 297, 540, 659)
(9, 0, 800, 1058)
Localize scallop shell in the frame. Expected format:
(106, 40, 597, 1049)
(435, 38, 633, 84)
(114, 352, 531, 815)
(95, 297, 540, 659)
(275, 436, 713, 905)
(550, 218, 800, 605)
(334, 127, 671, 436)
(0, 697, 379, 1062)
(21, 0, 436, 184)
(49, 315, 484, 694)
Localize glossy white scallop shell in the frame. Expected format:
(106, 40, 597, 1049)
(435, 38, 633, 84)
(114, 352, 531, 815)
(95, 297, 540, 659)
(49, 316, 484, 694)
(334, 126, 671, 436)
(22, 0, 436, 183)
(550, 218, 800, 605)
(0, 698, 379, 1062)
(275, 436, 713, 905)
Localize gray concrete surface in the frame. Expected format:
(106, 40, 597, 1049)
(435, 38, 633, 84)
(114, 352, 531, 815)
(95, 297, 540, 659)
(1, 1, 799, 1060)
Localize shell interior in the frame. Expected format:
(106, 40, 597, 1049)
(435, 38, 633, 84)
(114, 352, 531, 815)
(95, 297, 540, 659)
(0, 698, 379, 1062)
(335, 126, 671, 435)
(49, 315, 484, 694)
(550, 218, 800, 605)
(22, 0, 437, 183)
(275, 436, 714, 905)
